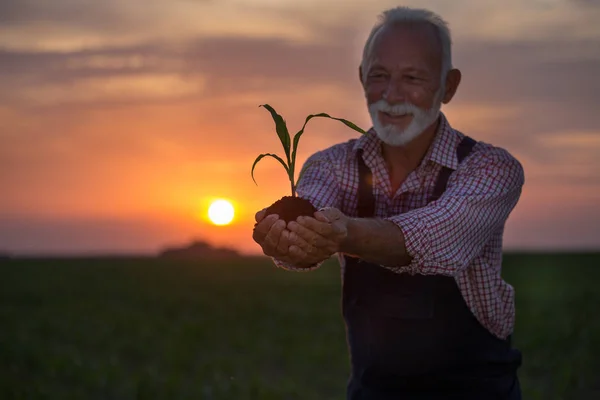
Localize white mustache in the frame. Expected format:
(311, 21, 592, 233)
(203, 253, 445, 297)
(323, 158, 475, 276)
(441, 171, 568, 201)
(370, 100, 422, 116)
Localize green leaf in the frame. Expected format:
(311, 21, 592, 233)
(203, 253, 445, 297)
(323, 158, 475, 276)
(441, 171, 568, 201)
(335, 117, 368, 135)
(259, 104, 291, 165)
(291, 113, 366, 184)
(251, 153, 289, 186)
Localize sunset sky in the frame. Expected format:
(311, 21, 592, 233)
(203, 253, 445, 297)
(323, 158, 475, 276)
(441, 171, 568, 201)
(1, 0, 599, 256)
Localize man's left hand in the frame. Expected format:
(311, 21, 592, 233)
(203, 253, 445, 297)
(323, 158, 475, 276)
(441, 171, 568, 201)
(287, 207, 349, 258)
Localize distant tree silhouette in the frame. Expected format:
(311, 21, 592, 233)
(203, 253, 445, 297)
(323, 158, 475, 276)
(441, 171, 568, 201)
(158, 240, 240, 261)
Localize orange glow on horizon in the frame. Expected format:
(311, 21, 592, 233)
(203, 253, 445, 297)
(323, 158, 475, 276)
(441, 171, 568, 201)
(1, 0, 599, 255)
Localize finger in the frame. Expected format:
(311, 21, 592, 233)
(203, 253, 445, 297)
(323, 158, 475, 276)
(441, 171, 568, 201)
(252, 214, 279, 244)
(288, 220, 331, 249)
(296, 216, 336, 238)
(313, 211, 331, 223)
(288, 230, 317, 255)
(289, 245, 326, 268)
(263, 219, 287, 255)
(276, 229, 290, 255)
(255, 208, 267, 223)
(317, 207, 343, 222)
(288, 245, 312, 267)
(289, 245, 306, 260)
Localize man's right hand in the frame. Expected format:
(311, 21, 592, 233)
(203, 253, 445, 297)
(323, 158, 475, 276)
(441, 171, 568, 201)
(252, 209, 291, 259)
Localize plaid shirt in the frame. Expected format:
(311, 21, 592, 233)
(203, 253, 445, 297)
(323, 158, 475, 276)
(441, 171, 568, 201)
(274, 113, 525, 340)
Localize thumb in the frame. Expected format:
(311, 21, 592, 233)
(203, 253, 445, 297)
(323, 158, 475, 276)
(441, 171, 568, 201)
(331, 220, 347, 235)
(255, 208, 267, 223)
(314, 211, 331, 223)
(318, 207, 343, 222)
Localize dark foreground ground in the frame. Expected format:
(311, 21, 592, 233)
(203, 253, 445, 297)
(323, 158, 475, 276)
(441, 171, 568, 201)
(1, 253, 599, 399)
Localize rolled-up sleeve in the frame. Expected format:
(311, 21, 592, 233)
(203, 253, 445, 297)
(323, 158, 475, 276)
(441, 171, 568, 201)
(386, 150, 525, 276)
(295, 151, 342, 211)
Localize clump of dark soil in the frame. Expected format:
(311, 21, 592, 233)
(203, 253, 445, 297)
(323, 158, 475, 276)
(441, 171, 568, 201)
(264, 196, 317, 223)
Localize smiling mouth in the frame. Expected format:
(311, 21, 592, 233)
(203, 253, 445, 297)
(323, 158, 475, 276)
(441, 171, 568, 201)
(380, 111, 411, 120)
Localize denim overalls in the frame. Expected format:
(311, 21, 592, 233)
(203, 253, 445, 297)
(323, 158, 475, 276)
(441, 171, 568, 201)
(343, 137, 522, 399)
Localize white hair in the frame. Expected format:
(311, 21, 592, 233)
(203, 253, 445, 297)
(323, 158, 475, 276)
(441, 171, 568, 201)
(360, 7, 453, 84)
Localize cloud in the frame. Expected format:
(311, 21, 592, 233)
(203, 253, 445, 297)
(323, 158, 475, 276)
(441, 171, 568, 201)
(0, 0, 320, 51)
(0, 30, 362, 110)
(2, 24, 598, 176)
(18, 74, 205, 106)
(1, 18, 598, 182)
(454, 40, 600, 106)
(3, 0, 598, 52)
(2, 29, 598, 108)
(2, 0, 598, 108)
(0, 0, 125, 27)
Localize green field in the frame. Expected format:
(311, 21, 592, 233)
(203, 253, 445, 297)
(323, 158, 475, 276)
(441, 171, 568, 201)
(1, 253, 599, 399)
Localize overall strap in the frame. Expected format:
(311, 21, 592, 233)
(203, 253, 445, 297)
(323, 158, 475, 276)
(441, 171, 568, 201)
(430, 136, 477, 202)
(356, 136, 478, 214)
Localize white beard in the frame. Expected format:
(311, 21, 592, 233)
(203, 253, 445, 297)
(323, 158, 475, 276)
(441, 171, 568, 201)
(368, 92, 443, 147)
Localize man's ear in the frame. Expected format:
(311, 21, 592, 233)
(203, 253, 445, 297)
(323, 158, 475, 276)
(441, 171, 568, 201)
(442, 68, 462, 104)
(358, 66, 365, 89)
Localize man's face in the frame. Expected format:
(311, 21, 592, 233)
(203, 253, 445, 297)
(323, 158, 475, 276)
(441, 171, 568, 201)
(362, 23, 445, 146)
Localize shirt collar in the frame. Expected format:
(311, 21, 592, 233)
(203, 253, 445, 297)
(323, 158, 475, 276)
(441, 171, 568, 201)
(352, 112, 462, 170)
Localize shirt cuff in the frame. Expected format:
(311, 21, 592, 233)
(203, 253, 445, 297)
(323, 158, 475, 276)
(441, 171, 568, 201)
(384, 213, 429, 274)
(272, 257, 322, 272)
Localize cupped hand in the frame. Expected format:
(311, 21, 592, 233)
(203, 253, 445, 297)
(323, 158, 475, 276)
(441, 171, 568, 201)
(253, 207, 343, 268)
(252, 209, 291, 259)
(286, 207, 349, 260)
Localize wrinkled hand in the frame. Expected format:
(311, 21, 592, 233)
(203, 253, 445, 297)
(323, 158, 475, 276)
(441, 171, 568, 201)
(252, 207, 348, 268)
(287, 206, 349, 260)
(252, 209, 292, 260)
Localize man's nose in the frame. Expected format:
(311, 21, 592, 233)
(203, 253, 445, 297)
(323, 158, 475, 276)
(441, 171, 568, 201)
(383, 79, 406, 104)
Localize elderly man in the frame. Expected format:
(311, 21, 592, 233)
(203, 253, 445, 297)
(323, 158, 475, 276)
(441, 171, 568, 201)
(253, 6, 523, 400)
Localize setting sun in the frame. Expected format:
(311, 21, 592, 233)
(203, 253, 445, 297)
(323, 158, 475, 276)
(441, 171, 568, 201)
(208, 199, 235, 226)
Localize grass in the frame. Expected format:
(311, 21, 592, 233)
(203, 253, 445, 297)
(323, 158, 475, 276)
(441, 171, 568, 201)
(0, 253, 599, 399)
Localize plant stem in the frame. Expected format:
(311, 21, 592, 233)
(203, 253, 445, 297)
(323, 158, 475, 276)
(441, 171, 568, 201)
(291, 181, 296, 197)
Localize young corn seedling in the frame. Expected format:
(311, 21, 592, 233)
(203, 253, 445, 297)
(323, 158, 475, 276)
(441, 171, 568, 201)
(252, 104, 366, 223)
